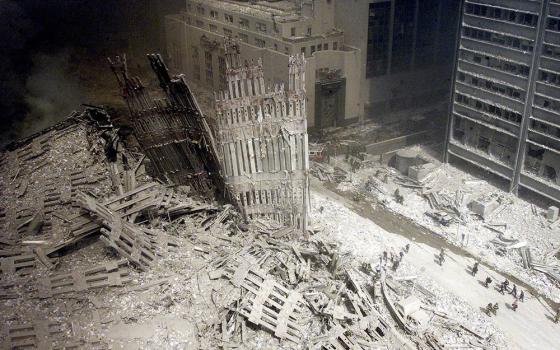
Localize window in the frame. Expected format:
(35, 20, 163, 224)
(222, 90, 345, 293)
(285, 46, 290, 54)
(197, 6, 205, 15)
(256, 22, 267, 32)
(333, 42, 338, 50)
(225, 14, 234, 23)
(210, 24, 217, 32)
(195, 20, 204, 28)
(185, 16, 192, 25)
(291, 27, 296, 36)
(239, 33, 248, 43)
(301, 47, 307, 56)
(311, 45, 316, 54)
(224, 28, 232, 37)
(192, 46, 200, 81)
(274, 43, 278, 51)
(317, 44, 322, 51)
(307, 27, 312, 36)
(218, 56, 227, 88)
(240, 18, 249, 28)
(255, 38, 266, 48)
(210, 10, 218, 18)
(323, 43, 328, 50)
(205, 51, 213, 85)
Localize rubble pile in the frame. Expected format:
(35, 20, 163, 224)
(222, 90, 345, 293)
(316, 145, 560, 302)
(0, 108, 506, 348)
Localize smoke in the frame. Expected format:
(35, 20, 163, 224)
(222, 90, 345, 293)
(0, 0, 35, 143)
(18, 51, 84, 138)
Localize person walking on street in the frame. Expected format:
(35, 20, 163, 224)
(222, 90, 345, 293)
(499, 283, 505, 294)
(493, 303, 499, 315)
(438, 248, 446, 266)
(503, 279, 510, 292)
(472, 261, 479, 276)
(486, 303, 494, 316)
(511, 284, 517, 298)
(404, 243, 410, 253)
(555, 308, 560, 324)
(484, 276, 492, 288)
(512, 299, 518, 312)
(519, 290, 524, 302)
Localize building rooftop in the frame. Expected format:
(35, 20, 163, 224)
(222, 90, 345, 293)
(191, 0, 302, 22)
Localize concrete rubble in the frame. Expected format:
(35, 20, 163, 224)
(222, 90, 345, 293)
(316, 143, 560, 304)
(0, 45, 510, 349)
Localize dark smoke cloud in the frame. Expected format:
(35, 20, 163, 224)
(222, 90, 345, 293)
(0, 0, 36, 143)
(18, 51, 84, 138)
(0, 0, 184, 145)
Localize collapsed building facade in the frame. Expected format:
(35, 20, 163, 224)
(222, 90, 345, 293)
(445, 0, 560, 203)
(214, 40, 309, 230)
(109, 54, 220, 194)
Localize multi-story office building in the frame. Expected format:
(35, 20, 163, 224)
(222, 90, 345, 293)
(335, 0, 460, 120)
(165, 0, 460, 129)
(165, 0, 362, 129)
(445, 0, 560, 203)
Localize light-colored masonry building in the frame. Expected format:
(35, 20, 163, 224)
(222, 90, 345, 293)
(164, 0, 459, 129)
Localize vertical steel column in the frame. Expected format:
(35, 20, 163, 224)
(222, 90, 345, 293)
(443, 0, 465, 163)
(510, 0, 550, 194)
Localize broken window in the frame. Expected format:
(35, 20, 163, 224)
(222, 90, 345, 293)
(225, 14, 234, 23)
(478, 136, 490, 152)
(197, 5, 205, 15)
(210, 10, 218, 18)
(240, 18, 249, 28)
(544, 166, 557, 181)
(239, 33, 248, 43)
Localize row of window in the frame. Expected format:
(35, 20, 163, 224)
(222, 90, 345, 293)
(301, 42, 338, 56)
(190, 4, 267, 32)
(542, 44, 560, 59)
(539, 69, 560, 87)
(534, 94, 560, 112)
(531, 119, 560, 138)
(455, 93, 523, 124)
(460, 49, 530, 77)
(465, 3, 538, 27)
(463, 26, 534, 52)
(457, 71, 524, 100)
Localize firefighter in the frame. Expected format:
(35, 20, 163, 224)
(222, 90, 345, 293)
(471, 261, 479, 276)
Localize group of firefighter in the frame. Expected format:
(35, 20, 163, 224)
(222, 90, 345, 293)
(437, 247, 560, 322)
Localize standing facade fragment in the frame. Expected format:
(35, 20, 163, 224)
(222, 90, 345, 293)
(214, 40, 309, 230)
(109, 54, 219, 194)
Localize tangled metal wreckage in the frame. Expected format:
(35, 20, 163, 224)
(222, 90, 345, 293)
(0, 44, 494, 349)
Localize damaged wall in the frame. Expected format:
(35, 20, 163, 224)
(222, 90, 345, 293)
(214, 40, 309, 230)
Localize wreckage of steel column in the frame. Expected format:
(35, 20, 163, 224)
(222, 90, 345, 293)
(109, 54, 220, 194)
